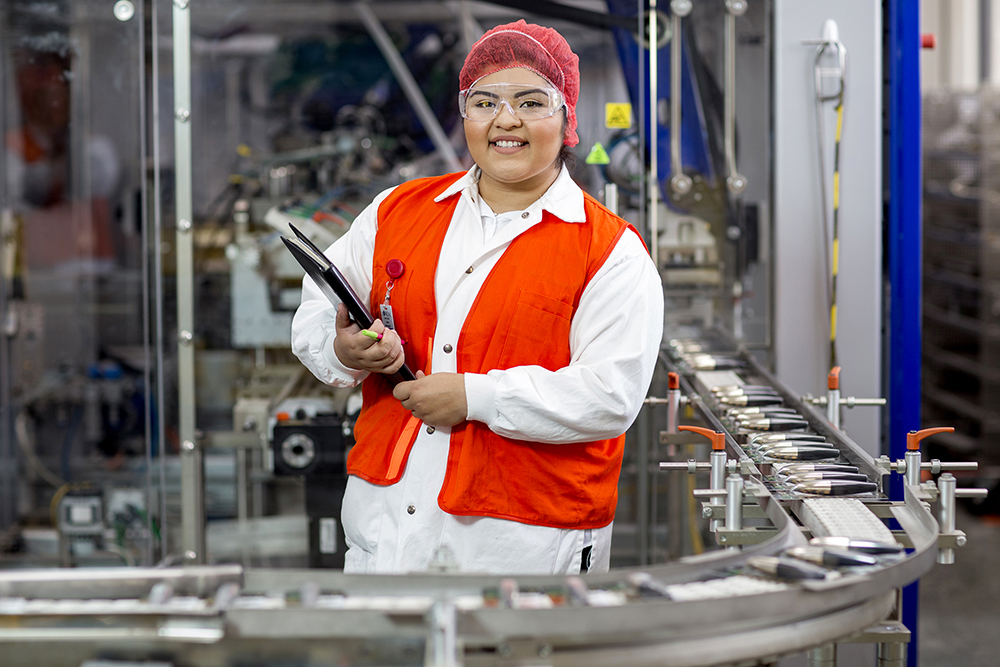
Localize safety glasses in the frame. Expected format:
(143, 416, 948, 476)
(459, 83, 565, 122)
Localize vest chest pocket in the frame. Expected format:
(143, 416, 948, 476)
(496, 289, 575, 371)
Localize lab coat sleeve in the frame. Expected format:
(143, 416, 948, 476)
(290, 187, 397, 387)
(464, 231, 664, 442)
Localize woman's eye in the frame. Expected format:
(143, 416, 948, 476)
(472, 99, 495, 108)
(519, 99, 543, 108)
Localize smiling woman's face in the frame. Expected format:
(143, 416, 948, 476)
(463, 67, 565, 200)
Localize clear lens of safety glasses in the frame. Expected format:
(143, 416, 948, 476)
(459, 84, 565, 121)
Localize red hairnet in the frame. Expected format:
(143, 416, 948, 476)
(459, 20, 580, 147)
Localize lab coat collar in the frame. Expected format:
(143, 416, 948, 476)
(434, 165, 587, 224)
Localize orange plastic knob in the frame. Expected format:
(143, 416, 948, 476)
(906, 427, 954, 451)
(828, 366, 841, 390)
(668, 372, 680, 390)
(679, 425, 726, 451)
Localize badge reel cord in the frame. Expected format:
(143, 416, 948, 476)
(809, 23, 847, 369)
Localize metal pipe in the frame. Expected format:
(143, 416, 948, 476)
(454, 0, 484, 52)
(427, 599, 459, 667)
(636, 0, 646, 263)
(666, 371, 680, 434)
(810, 396, 887, 407)
(889, 460, 979, 473)
(826, 388, 840, 428)
(667, 389, 680, 434)
(723, 0, 748, 194)
(649, 1, 660, 270)
(904, 449, 922, 487)
(638, 405, 650, 565)
(137, 0, 154, 567)
(937, 472, 956, 565)
(604, 183, 619, 216)
(660, 461, 711, 472)
(668, 0, 692, 195)
(237, 448, 249, 524)
(355, 2, 462, 173)
(725, 473, 743, 533)
(0, 18, 16, 533)
(173, 0, 205, 564)
(152, 0, 169, 562)
(931, 462, 979, 471)
(709, 449, 727, 531)
(0, 565, 243, 600)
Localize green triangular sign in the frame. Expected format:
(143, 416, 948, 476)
(585, 142, 611, 165)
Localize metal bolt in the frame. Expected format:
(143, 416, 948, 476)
(173, 0, 189, 8)
(182, 440, 195, 452)
(175, 107, 190, 122)
(670, 173, 693, 195)
(498, 644, 514, 658)
(177, 218, 192, 232)
(538, 644, 553, 658)
(183, 549, 197, 561)
(956, 535, 967, 547)
(719, 534, 728, 543)
(702, 506, 713, 519)
(726, 0, 748, 15)
(113, 0, 135, 21)
(670, 0, 693, 17)
(178, 330, 194, 345)
(727, 174, 748, 194)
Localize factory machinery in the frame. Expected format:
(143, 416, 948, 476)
(0, 1, 965, 665)
(0, 330, 987, 667)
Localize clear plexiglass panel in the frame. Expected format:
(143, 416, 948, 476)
(1, 0, 155, 565)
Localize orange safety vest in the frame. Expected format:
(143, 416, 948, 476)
(347, 172, 640, 529)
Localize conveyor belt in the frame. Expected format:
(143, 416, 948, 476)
(0, 333, 952, 667)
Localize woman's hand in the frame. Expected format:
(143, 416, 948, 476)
(333, 303, 406, 375)
(393, 371, 468, 427)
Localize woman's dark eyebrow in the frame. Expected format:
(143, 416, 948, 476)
(513, 88, 548, 98)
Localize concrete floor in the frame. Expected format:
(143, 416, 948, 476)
(919, 505, 1000, 666)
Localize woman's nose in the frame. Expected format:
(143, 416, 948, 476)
(493, 99, 522, 126)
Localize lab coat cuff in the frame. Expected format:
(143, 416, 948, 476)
(321, 329, 369, 385)
(464, 373, 499, 426)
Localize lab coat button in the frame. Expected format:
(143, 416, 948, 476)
(407, 505, 416, 515)
(466, 266, 474, 274)
(521, 211, 529, 219)
(426, 425, 436, 434)
(443, 344, 453, 353)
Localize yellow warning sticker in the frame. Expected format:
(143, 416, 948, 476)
(605, 103, 632, 129)
(586, 142, 611, 165)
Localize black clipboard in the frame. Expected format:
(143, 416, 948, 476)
(283, 223, 416, 384)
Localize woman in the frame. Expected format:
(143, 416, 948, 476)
(292, 20, 663, 575)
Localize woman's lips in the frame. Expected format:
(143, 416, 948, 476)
(491, 138, 526, 154)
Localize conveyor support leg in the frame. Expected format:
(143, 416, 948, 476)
(878, 642, 907, 667)
(806, 643, 837, 666)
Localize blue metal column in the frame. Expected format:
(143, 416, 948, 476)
(886, 2, 922, 665)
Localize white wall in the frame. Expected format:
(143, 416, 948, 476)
(773, 1, 883, 454)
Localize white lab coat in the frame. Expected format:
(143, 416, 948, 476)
(292, 166, 663, 574)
